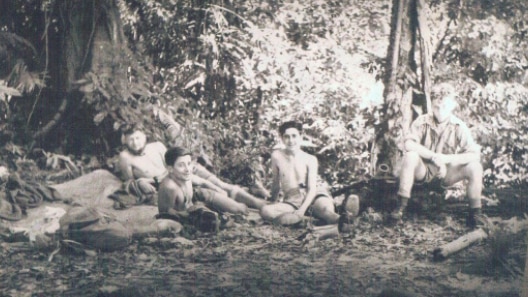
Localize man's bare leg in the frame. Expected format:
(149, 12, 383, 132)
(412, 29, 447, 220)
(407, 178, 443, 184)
(391, 151, 428, 221)
(260, 203, 297, 224)
(196, 188, 248, 215)
(311, 197, 339, 224)
(194, 163, 268, 209)
(443, 161, 483, 208)
(443, 161, 484, 228)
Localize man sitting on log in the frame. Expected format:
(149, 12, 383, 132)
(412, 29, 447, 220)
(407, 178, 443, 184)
(158, 147, 248, 232)
(389, 83, 484, 228)
(259, 121, 359, 229)
(115, 121, 267, 210)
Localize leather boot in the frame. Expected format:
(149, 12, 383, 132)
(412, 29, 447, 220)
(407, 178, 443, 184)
(466, 207, 483, 229)
(388, 195, 408, 223)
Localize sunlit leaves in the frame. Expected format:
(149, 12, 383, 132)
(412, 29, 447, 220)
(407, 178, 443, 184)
(0, 80, 22, 98)
(461, 81, 528, 185)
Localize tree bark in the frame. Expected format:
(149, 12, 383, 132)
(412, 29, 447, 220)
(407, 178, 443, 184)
(373, 0, 433, 177)
(416, 0, 432, 115)
(32, 0, 129, 147)
(432, 228, 488, 261)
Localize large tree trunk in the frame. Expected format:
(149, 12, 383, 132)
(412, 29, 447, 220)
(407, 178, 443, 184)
(33, 0, 132, 153)
(34, 0, 151, 159)
(372, 0, 433, 178)
(1, 0, 151, 155)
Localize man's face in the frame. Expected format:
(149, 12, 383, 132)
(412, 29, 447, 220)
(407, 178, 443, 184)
(171, 155, 193, 182)
(281, 127, 302, 151)
(125, 130, 147, 154)
(432, 98, 455, 123)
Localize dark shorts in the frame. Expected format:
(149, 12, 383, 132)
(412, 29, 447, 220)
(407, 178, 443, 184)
(283, 184, 332, 209)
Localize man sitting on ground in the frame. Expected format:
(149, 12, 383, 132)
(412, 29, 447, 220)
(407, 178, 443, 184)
(260, 121, 359, 228)
(389, 83, 484, 228)
(116, 123, 267, 209)
(117, 124, 167, 204)
(158, 147, 247, 232)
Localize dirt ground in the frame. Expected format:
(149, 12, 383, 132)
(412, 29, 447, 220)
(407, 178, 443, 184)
(0, 186, 525, 297)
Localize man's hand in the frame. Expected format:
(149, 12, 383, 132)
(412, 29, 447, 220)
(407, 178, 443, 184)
(137, 178, 156, 194)
(431, 153, 450, 165)
(436, 163, 447, 178)
(431, 154, 447, 178)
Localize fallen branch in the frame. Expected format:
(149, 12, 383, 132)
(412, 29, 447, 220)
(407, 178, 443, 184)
(432, 228, 488, 261)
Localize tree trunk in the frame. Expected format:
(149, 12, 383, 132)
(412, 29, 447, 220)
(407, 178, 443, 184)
(416, 0, 433, 115)
(372, 0, 432, 178)
(32, 0, 132, 153)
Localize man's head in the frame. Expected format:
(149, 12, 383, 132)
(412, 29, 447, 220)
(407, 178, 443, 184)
(121, 123, 147, 155)
(431, 83, 457, 123)
(278, 121, 303, 151)
(165, 146, 193, 182)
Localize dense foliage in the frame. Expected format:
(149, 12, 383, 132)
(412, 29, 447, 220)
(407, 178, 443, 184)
(118, 0, 528, 187)
(0, 0, 526, 188)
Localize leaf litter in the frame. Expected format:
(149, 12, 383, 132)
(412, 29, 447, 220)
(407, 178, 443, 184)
(0, 190, 525, 296)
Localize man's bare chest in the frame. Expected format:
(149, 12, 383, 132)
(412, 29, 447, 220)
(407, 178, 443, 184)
(278, 158, 307, 183)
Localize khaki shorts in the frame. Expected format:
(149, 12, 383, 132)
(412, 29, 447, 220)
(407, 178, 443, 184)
(416, 161, 449, 189)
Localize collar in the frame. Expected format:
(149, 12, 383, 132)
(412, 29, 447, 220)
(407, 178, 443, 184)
(424, 114, 458, 127)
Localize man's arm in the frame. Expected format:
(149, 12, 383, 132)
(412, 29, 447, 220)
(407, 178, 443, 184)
(404, 139, 436, 160)
(294, 155, 318, 216)
(405, 138, 479, 166)
(192, 175, 228, 196)
(158, 182, 184, 216)
(118, 152, 135, 180)
(404, 116, 437, 161)
(435, 151, 480, 166)
(269, 153, 281, 202)
(439, 123, 480, 166)
(155, 141, 168, 166)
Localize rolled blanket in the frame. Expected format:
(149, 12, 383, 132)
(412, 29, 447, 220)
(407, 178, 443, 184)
(6, 173, 62, 209)
(0, 173, 62, 221)
(108, 179, 157, 209)
(0, 191, 22, 221)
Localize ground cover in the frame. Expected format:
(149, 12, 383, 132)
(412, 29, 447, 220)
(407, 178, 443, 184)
(0, 186, 524, 297)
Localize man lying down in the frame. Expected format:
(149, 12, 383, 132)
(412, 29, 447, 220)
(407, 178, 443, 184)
(113, 121, 268, 210)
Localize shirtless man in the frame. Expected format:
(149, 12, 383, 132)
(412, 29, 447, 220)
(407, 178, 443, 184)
(118, 124, 167, 199)
(158, 147, 247, 231)
(260, 121, 358, 226)
(117, 123, 267, 209)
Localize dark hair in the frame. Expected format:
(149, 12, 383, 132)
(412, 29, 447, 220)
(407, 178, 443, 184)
(278, 121, 303, 136)
(165, 146, 192, 166)
(120, 123, 144, 136)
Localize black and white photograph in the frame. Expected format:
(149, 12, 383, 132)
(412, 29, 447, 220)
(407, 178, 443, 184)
(0, 0, 526, 296)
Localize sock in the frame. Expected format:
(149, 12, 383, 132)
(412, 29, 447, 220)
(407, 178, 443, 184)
(397, 195, 409, 212)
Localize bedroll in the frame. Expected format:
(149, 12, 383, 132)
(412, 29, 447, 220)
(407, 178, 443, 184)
(59, 206, 130, 251)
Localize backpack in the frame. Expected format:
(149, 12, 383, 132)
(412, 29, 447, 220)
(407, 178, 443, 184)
(59, 207, 130, 252)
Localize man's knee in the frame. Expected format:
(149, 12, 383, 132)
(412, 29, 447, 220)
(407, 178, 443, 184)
(402, 151, 421, 165)
(234, 203, 248, 215)
(400, 151, 423, 175)
(465, 161, 483, 178)
(312, 198, 334, 214)
(260, 205, 275, 220)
